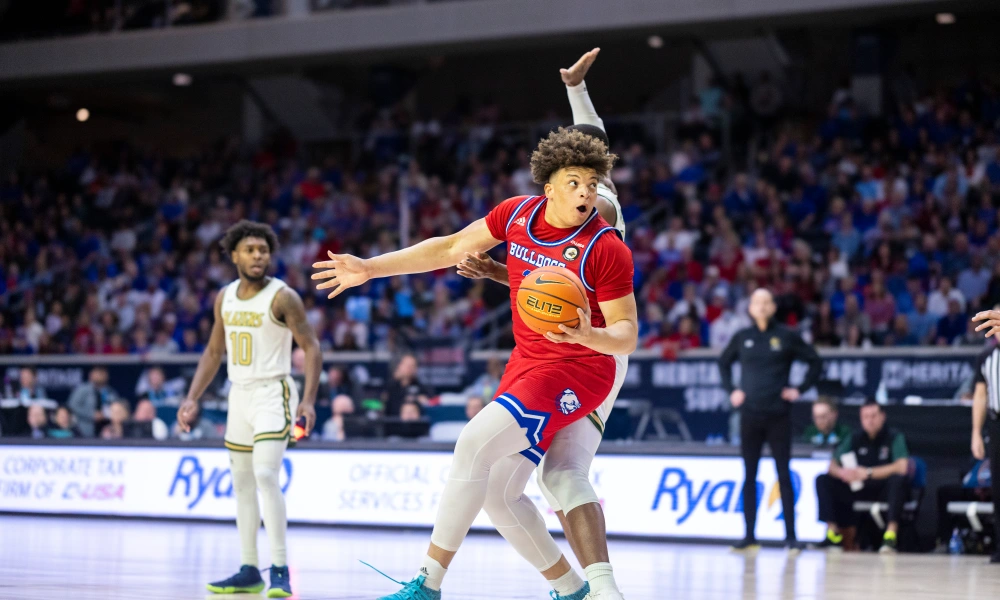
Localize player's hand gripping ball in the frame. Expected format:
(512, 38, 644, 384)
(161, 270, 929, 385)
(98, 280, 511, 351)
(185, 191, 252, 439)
(516, 266, 589, 337)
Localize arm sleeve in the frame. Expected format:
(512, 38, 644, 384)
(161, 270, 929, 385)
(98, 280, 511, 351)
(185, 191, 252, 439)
(567, 82, 606, 131)
(792, 331, 823, 393)
(590, 236, 634, 303)
(484, 196, 532, 242)
(718, 333, 740, 393)
(891, 432, 910, 461)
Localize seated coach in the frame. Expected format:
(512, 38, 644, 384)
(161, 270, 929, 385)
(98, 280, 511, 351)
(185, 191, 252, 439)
(815, 398, 911, 553)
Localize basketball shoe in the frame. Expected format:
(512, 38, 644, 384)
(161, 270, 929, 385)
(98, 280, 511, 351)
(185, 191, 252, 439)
(267, 565, 292, 598)
(206, 565, 265, 594)
(551, 582, 590, 600)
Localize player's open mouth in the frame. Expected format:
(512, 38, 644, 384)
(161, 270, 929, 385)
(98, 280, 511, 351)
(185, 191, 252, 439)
(576, 205, 587, 214)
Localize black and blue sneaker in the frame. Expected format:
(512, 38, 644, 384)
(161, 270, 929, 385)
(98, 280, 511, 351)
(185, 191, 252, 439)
(206, 565, 265, 595)
(267, 565, 292, 598)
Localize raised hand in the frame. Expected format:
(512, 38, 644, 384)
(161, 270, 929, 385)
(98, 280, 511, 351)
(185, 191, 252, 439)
(560, 47, 600, 87)
(972, 310, 1000, 338)
(311, 251, 372, 300)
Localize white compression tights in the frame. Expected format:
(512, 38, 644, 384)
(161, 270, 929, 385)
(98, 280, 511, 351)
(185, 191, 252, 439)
(482, 454, 564, 571)
(230, 440, 288, 567)
(429, 401, 557, 562)
(536, 414, 604, 515)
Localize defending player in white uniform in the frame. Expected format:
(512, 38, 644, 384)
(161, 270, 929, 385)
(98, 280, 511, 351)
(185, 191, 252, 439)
(177, 220, 321, 599)
(457, 48, 627, 600)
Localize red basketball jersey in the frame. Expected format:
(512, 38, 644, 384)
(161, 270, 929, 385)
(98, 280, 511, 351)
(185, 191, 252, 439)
(485, 195, 634, 361)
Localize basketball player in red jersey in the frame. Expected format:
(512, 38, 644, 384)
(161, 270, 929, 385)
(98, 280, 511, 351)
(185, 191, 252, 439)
(312, 128, 636, 600)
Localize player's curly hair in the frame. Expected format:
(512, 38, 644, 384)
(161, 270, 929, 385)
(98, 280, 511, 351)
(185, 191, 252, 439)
(530, 127, 617, 184)
(219, 220, 279, 255)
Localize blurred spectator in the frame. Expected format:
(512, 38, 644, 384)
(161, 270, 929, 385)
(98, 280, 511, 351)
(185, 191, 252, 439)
(802, 397, 852, 447)
(957, 254, 990, 309)
(465, 396, 485, 421)
(936, 299, 968, 345)
(863, 279, 896, 339)
(668, 315, 702, 350)
(905, 294, 938, 344)
(68, 367, 121, 436)
(321, 394, 355, 442)
(325, 366, 352, 399)
(810, 301, 840, 347)
(462, 358, 505, 401)
(148, 329, 180, 354)
(4, 367, 47, 402)
(137, 367, 178, 406)
(928, 277, 966, 317)
(100, 400, 131, 440)
(47, 406, 82, 439)
(399, 401, 422, 422)
(667, 283, 707, 324)
(836, 295, 871, 341)
(25, 404, 48, 439)
(133, 399, 169, 440)
(383, 354, 430, 417)
(885, 315, 919, 347)
(709, 294, 749, 349)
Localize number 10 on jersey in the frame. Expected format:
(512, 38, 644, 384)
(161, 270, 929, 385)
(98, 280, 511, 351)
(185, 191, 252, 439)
(230, 332, 253, 366)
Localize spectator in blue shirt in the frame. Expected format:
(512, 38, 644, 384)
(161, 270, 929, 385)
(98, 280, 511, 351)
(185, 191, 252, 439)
(832, 214, 861, 260)
(936, 299, 967, 345)
(906, 293, 938, 344)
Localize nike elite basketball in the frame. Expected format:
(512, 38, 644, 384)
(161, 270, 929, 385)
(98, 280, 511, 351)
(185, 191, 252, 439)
(515, 265, 588, 336)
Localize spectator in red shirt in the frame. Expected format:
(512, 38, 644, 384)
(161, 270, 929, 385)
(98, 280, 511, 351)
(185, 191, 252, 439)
(668, 315, 703, 350)
(864, 278, 897, 338)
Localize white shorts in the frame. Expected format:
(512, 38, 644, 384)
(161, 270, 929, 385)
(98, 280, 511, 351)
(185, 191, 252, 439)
(589, 354, 628, 435)
(224, 376, 299, 452)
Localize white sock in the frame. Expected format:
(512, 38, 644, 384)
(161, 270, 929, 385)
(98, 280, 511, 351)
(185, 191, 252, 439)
(417, 556, 447, 591)
(585, 562, 619, 594)
(548, 569, 586, 596)
(253, 440, 288, 567)
(229, 451, 260, 567)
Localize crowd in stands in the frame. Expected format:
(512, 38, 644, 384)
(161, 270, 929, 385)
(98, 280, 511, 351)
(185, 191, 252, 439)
(0, 0, 460, 41)
(3, 70, 1000, 362)
(0, 351, 501, 442)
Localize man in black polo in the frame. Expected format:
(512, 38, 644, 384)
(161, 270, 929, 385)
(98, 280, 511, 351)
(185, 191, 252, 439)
(814, 399, 910, 553)
(969, 310, 1000, 563)
(719, 288, 822, 552)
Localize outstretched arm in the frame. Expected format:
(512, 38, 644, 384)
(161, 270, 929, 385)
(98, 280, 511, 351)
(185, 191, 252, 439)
(312, 218, 501, 299)
(562, 48, 605, 131)
(273, 287, 322, 435)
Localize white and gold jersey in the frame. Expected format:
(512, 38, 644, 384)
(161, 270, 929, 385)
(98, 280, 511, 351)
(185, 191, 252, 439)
(222, 278, 293, 384)
(598, 183, 626, 240)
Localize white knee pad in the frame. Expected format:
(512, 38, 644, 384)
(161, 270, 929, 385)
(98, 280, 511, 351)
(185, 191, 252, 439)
(538, 418, 602, 515)
(230, 452, 256, 490)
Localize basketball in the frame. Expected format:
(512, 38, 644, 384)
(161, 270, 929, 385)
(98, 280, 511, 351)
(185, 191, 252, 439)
(516, 265, 588, 336)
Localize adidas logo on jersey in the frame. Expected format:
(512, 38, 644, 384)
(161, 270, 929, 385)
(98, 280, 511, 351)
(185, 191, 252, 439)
(513, 216, 527, 227)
